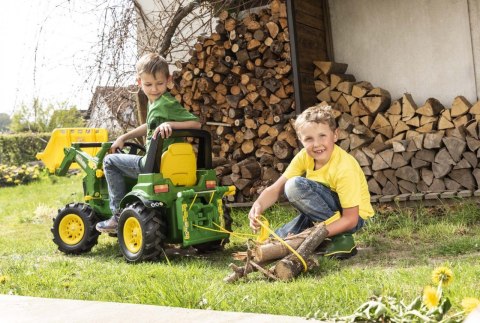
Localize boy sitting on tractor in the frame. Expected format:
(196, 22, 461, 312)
(96, 53, 201, 233)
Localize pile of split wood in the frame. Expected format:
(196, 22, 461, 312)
(313, 61, 480, 195)
(224, 223, 328, 282)
(170, 0, 480, 201)
(170, 0, 298, 203)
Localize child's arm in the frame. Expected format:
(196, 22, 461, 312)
(153, 120, 201, 139)
(326, 206, 359, 237)
(111, 124, 147, 152)
(248, 175, 288, 232)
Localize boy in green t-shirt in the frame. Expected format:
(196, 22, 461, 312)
(96, 53, 201, 233)
(248, 104, 374, 258)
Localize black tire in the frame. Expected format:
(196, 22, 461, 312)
(117, 202, 166, 263)
(195, 201, 233, 253)
(51, 203, 100, 254)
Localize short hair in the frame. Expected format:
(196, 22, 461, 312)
(136, 53, 170, 78)
(294, 104, 337, 133)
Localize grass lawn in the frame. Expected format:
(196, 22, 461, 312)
(1, 173, 479, 320)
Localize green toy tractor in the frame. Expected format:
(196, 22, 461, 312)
(44, 128, 235, 263)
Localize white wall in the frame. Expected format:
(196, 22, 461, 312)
(328, 0, 478, 106)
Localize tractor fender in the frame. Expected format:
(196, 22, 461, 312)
(120, 192, 165, 209)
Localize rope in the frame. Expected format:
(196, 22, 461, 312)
(192, 215, 308, 272)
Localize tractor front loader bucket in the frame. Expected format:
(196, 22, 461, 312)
(36, 128, 108, 173)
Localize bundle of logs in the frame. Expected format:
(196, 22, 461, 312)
(224, 222, 328, 282)
(170, 0, 298, 203)
(314, 60, 480, 195)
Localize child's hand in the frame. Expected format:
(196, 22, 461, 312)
(248, 204, 262, 233)
(153, 122, 172, 139)
(111, 136, 125, 153)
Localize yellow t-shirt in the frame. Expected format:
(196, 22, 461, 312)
(283, 145, 374, 220)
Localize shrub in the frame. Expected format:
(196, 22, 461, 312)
(0, 133, 50, 165)
(0, 164, 43, 188)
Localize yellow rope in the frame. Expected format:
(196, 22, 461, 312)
(192, 215, 308, 272)
(192, 223, 256, 240)
(188, 194, 198, 211)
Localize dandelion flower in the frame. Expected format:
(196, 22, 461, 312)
(0, 275, 10, 283)
(423, 286, 440, 309)
(462, 297, 480, 314)
(432, 266, 453, 287)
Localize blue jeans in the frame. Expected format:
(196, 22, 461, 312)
(103, 154, 143, 214)
(275, 177, 365, 238)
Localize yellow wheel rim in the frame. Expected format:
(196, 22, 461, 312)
(59, 214, 85, 245)
(123, 217, 143, 254)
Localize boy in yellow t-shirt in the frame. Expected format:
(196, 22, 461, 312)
(248, 104, 374, 259)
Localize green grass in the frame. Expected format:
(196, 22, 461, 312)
(1, 174, 480, 319)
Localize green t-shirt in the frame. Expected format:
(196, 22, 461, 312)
(283, 145, 374, 220)
(140, 92, 199, 167)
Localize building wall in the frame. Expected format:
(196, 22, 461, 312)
(468, 0, 480, 98)
(328, 0, 478, 106)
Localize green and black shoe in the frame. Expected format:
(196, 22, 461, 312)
(320, 233, 357, 260)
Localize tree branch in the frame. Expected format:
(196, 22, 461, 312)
(159, 1, 199, 57)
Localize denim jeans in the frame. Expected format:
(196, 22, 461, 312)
(275, 176, 365, 238)
(103, 154, 143, 214)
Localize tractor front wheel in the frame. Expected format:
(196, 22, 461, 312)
(52, 203, 100, 254)
(118, 202, 166, 263)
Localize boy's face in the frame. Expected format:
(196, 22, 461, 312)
(138, 71, 171, 102)
(298, 121, 338, 167)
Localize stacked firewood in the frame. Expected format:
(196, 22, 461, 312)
(314, 61, 480, 195)
(170, 0, 298, 202)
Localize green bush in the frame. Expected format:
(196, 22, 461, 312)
(0, 164, 43, 188)
(0, 133, 50, 165)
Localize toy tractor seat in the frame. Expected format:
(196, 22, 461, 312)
(160, 142, 197, 186)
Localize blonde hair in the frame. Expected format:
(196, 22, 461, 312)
(136, 53, 170, 78)
(294, 104, 337, 133)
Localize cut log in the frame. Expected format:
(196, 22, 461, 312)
(273, 140, 293, 160)
(442, 137, 466, 162)
(416, 98, 444, 116)
(450, 96, 471, 117)
(352, 81, 373, 99)
(395, 166, 419, 183)
(401, 93, 418, 121)
(362, 96, 390, 114)
(313, 61, 348, 75)
(273, 223, 328, 280)
(423, 131, 445, 149)
(448, 169, 475, 190)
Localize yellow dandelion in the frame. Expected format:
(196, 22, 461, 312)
(423, 286, 440, 309)
(462, 297, 480, 314)
(0, 275, 10, 283)
(432, 266, 453, 287)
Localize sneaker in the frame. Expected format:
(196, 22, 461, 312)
(323, 233, 357, 260)
(96, 214, 119, 233)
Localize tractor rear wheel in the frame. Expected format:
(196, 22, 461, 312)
(52, 203, 100, 254)
(118, 202, 166, 263)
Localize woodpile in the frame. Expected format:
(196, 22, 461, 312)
(170, 0, 298, 202)
(169, 0, 480, 202)
(314, 61, 480, 195)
